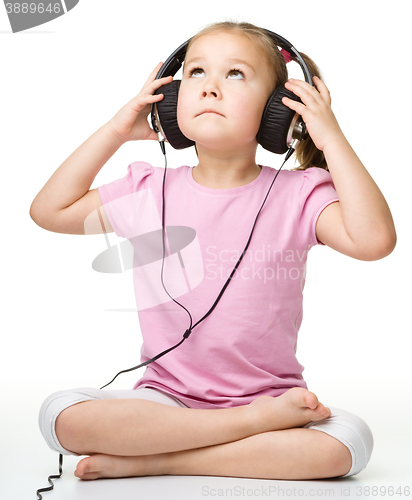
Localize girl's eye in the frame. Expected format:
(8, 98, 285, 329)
(228, 69, 244, 80)
(189, 68, 205, 78)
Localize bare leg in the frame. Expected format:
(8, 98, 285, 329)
(75, 428, 352, 480)
(56, 388, 330, 457)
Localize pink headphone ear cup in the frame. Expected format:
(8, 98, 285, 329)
(257, 86, 303, 154)
(154, 80, 195, 149)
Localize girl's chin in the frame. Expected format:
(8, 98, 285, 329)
(180, 125, 232, 146)
(179, 126, 258, 154)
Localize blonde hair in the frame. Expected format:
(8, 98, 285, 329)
(186, 21, 328, 171)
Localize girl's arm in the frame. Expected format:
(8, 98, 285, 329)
(282, 77, 396, 261)
(30, 125, 123, 235)
(30, 63, 172, 235)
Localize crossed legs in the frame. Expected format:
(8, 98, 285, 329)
(52, 387, 353, 481)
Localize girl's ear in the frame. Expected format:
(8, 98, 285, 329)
(154, 80, 195, 150)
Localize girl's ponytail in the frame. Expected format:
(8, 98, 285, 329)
(293, 52, 328, 172)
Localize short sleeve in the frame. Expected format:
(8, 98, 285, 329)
(297, 167, 339, 249)
(97, 161, 155, 239)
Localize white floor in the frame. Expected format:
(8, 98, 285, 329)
(3, 384, 411, 500)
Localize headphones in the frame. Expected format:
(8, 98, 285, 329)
(150, 29, 312, 155)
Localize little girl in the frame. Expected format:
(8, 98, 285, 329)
(32, 21, 396, 482)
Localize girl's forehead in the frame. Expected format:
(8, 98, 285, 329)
(185, 32, 262, 61)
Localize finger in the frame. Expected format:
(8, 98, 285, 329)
(142, 64, 172, 94)
(129, 90, 167, 113)
(312, 76, 332, 105)
(144, 92, 167, 103)
(133, 75, 172, 105)
(147, 74, 173, 92)
(281, 96, 306, 115)
(143, 62, 164, 86)
(285, 79, 320, 106)
(146, 128, 160, 141)
(287, 77, 331, 108)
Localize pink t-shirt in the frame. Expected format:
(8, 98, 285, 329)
(98, 162, 338, 409)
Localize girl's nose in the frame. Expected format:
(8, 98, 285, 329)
(201, 79, 221, 99)
(202, 89, 218, 98)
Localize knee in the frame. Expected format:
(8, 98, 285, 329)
(38, 387, 102, 456)
(326, 436, 353, 477)
(54, 402, 87, 455)
(306, 408, 374, 478)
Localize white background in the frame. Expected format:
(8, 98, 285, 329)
(1, 1, 411, 498)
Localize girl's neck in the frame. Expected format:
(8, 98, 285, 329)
(192, 147, 261, 189)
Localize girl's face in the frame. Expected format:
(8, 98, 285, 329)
(177, 32, 274, 153)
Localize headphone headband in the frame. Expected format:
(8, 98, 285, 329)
(154, 30, 312, 85)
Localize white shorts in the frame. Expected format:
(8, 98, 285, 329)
(39, 387, 373, 478)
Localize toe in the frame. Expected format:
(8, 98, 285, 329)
(322, 405, 331, 418)
(77, 470, 101, 480)
(75, 457, 100, 480)
(74, 459, 88, 477)
(312, 403, 331, 421)
(304, 392, 320, 410)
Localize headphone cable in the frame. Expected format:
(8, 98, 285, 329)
(99, 142, 293, 389)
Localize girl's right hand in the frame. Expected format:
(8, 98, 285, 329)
(107, 62, 173, 143)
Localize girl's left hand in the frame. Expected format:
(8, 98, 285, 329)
(282, 76, 343, 152)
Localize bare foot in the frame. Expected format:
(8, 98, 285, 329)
(249, 387, 331, 434)
(74, 453, 165, 480)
